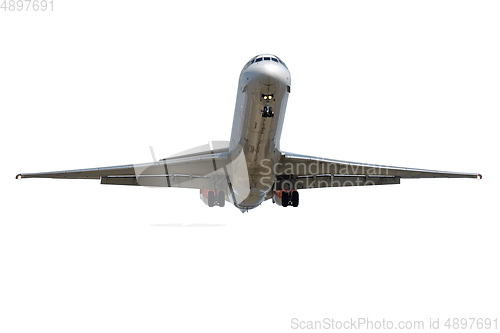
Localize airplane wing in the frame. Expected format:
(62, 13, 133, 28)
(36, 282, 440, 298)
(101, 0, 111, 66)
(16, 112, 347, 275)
(274, 151, 482, 190)
(16, 148, 232, 190)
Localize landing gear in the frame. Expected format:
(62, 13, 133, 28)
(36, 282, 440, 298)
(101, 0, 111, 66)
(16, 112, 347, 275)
(205, 190, 225, 207)
(208, 191, 215, 207)
(262, 98, 274, 118)
(292, 190, 299, 207)
(282, 191, 289, 207)
(281, 190, 299, 207)
(262, 106, 274, 118)
(217, 190, 225, 207)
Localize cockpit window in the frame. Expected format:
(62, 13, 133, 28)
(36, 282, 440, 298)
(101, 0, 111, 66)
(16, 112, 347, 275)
(275, 56, 288, 69)
(243, 59, 254, 70)
(244, 55, 288, 69)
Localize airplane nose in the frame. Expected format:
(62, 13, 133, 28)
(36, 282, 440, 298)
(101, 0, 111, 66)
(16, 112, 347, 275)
(258, 72, 279, 86)
(259, 74, 279, 86)
(245, 62, 289, 90)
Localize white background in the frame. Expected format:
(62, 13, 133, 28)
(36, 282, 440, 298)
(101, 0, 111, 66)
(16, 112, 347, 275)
(1, 1, 499, 332)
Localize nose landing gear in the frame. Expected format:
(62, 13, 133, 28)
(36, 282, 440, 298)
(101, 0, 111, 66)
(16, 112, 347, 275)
(262, 106, 274, 118)
(262, 98, 274, 118)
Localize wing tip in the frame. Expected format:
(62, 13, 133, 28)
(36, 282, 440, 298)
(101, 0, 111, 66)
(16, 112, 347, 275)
(16, 174, 22, 179)
(478, 173, 482, 179)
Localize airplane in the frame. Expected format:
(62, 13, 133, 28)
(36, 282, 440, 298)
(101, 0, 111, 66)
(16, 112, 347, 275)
(16, 54, 482, 212)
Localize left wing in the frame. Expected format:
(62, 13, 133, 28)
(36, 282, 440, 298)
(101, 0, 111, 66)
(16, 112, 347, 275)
(16, 148, 231, 190)
(274, 151, 481, 190)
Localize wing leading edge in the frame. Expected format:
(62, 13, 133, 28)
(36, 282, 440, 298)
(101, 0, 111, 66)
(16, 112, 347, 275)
(16, 148, 231, 190)
(274, 152, 481, 190)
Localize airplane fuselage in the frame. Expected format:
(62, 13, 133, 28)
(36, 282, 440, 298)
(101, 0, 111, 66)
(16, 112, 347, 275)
(229, 55, 291, 210)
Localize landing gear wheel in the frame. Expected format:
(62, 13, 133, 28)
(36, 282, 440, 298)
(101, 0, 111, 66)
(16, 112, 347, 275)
(262, 106, 274, 118)
(217, 191, 225, 207)
(282, 191, 289, 207)
(292, 190, 299, 207)
(208, 191, 215, 207)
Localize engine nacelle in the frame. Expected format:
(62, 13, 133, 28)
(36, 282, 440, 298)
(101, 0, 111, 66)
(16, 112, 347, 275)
(273, 190, 299, 207)
(200, 189, 226, 207)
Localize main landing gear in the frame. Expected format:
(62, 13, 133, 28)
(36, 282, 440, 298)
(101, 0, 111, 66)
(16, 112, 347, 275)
(281, 190, 299, 207)
(208, 190, 225, 207)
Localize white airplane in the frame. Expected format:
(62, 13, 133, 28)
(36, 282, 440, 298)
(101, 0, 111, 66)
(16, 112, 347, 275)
(16, 54, 481, 212)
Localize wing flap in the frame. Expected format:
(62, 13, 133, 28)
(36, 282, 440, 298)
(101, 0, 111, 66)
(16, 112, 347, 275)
(101, 176, 138, 186)
(276, 174, 400, 190)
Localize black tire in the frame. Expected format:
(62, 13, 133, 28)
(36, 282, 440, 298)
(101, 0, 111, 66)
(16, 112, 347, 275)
(208, 191, 215, 207)
(282, 191, 289, 207)
(218, 191, 225, 207)
(292, 191, 299, 207)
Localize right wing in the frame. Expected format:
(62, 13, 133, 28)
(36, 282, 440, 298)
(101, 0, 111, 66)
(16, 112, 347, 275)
(16, 147, 231, 190)
(274, 151, 481, 190)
